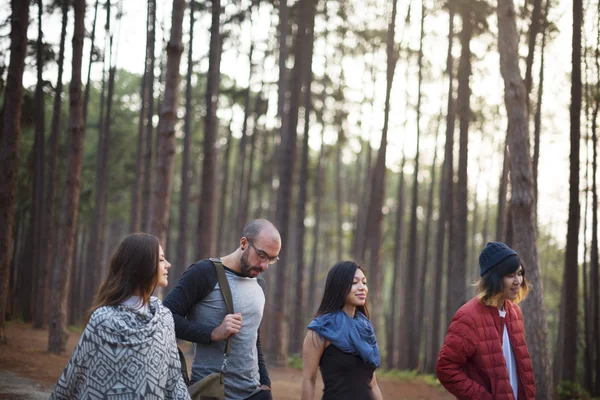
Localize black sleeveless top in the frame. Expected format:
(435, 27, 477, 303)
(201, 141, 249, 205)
(319, 344, 376, 399)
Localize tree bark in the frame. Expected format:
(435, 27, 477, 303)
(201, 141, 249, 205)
(405, 0, 426, 370)
(83, 0, 99, 124)
(591, 7, 600, 394)
(558, 0, 582, 383)
(0, 0, 30, 343)
(388, 150, 406, 370)
(150, 0, 185, 246)
(290, 0, 317, 355)
(272, 0, 313, 365)
(497, 0, 553, 397)
(39, 0, 68, 330)
(142, 0, 157, 232)
(417, 119, 440, 372)
(175, 0, 196, 279)
(217, 116, 234, 254)
(447, 4, 471, 322)
(32, 0, 47, 329)
(427, 6, 455, 373)
(195, 0, 222, 259)
(48, 0, 86, 353)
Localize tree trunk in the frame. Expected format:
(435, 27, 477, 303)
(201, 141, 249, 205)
(48, 0, 86, 353)
(83, 0, 99, 124)
(195, 0, 221, 259)
(426, 6, 455, 373)
(142, 0, 157, 232)
(497, 0, 553, 397)
(272, 0, 313, 365)
(388, 150, 406, 370)
(175, 0, 195, 280)
(363, 0, 398, 336)
(39, 0, 68, 330)
(558, 0, 582, 383)
(496, 141, 509, 242)
(307, 131, 326, 318)
(0, 0, 30, 343)
(84, 5, 112, 311)
(591, 9, 600, 394)
(217, 116, 235, 254)
(149, 0, 185, 246)
(417, 118, 440, 372)
(290, 0, 317, 356)
(533, 0, 549, 212)
(32, 0, 47, 329)
(524, 0, 542, 98)
(235, 9, 256, 235)
(405, 0, 426, 370)
(447, 5, 472, 322)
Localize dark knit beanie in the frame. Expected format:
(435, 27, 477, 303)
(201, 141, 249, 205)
(479, 241, 518, 277)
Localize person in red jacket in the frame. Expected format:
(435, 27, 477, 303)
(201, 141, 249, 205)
(436, 241, 536, 400)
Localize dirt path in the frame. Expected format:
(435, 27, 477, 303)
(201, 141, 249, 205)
(0, 323, 451, 399)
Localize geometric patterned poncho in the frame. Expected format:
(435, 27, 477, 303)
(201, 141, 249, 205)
(50, 297, 191, 400)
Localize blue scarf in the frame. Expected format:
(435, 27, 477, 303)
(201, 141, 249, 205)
(307, 310, 380, 367)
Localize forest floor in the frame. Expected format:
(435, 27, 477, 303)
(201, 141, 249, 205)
(0, 322, 452, 400)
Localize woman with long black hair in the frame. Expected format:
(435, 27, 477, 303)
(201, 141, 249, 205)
(50, 233, 190, 399)
(301, 261, 383, 400)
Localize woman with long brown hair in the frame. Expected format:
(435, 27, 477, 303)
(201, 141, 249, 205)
(50, 233, 190, 399)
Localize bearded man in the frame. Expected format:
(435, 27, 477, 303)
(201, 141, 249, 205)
(165, 219, 281, 400)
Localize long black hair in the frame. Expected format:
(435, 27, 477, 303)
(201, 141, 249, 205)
(315, 261, 370, 319)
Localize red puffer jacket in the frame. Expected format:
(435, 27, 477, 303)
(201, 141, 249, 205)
(436, 297, 536, 400)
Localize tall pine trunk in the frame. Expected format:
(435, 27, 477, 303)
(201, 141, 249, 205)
(533, 0, 550, 208)
(142, 0, 157, 232)
(405, 0, 425, 370)
(447, 4, 472, 321)
(272, 0, 313, 364)
(558, 0, 582, 383)
(290, 0, 317, 355)
(39, 0, 68, 330)
(175, 0, 196, 278)
(32, 0, 47, 329)
(362, 0, 398, 336)
(150, 0, 185, 246)
(591, 5, 600, 395)
(83, 0, 99, 123)
(0, 0, 30, 343)
(426, 6, 455, 373)
(497, 0, 553, 396)
(388, 150, 406, 369)
(195, 0, 221, 259)
(48, 0, 86, 353)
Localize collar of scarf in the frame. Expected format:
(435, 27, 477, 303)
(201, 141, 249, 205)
(307, 310, 380, 367)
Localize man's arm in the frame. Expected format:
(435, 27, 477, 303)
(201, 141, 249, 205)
(256, 276, 271, 388)
(163, 260, 219, 344)
(256, 328, 271, 388)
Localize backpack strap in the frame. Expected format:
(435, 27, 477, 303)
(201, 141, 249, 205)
(209, 258, 234, 359)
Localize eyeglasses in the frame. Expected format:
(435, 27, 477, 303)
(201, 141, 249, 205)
(247, 239, 279, 264)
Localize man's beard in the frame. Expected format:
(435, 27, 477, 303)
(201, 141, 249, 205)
(240, 249, 262, 278)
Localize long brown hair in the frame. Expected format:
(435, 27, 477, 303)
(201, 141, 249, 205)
(86, 233, 160, 323)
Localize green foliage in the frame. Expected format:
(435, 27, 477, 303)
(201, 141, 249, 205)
(556, 381, 592, 400)
(287, 354, 303, 370)
(378, 368, 442, 388)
